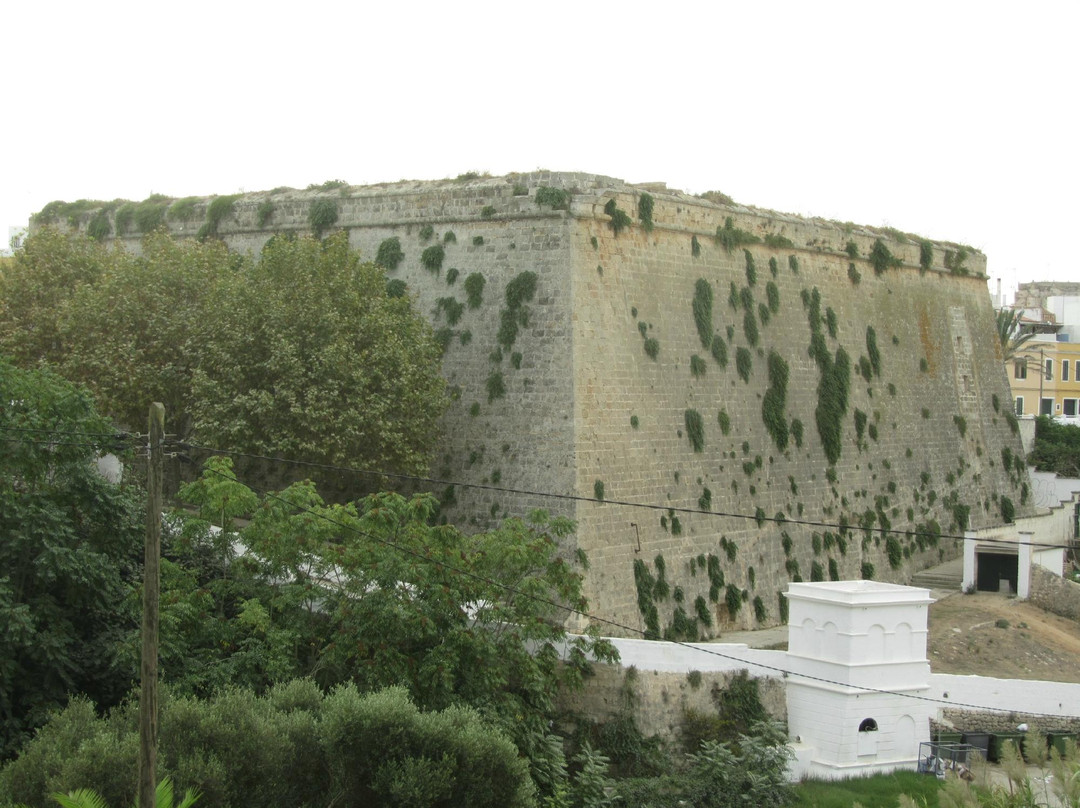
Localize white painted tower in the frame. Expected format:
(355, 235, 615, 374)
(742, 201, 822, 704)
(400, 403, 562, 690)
(785, 581, 934, 779)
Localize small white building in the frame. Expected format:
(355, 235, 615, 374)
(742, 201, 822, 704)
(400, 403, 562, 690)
(785, 580, 934, 779)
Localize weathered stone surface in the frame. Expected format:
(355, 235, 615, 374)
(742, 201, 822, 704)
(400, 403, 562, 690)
(64, 172, 1029, 637)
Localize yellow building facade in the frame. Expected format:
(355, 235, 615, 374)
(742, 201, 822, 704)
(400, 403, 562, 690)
(1010, 339, 1080, 419)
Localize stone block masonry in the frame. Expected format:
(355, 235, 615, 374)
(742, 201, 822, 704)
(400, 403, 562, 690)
(61, 172, 1031, 638)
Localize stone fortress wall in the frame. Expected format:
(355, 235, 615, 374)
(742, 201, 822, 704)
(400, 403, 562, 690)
(56, 172, 1031, 637)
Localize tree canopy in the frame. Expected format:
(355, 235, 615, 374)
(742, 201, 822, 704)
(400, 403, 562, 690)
(0, 359, 143, 758)
(0, 229, 448, 489)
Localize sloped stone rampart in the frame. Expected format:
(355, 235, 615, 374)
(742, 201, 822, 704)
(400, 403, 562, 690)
(57, 172, 1031, 637)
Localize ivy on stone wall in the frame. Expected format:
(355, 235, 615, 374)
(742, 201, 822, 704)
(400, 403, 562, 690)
(692, 279, 713, 348)
(376, 237, 404, 270)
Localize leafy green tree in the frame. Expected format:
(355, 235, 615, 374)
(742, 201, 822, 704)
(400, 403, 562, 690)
(1028, 415, 1080, 477)
(190, 232, 447, 490)
(0, 227, 113, 366)
(57, 232, 233, 437)
(0, 359, 143, 759)
(0, 230, 448, 490)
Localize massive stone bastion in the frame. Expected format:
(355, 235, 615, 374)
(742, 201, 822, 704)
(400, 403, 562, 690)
(42, 172, 1030, 637)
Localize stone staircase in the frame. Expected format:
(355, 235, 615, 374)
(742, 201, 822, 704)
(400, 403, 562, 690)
(910, 557, 965, 592)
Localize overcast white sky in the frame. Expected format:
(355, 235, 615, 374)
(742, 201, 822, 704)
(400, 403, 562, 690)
(4, 1, 1076, 298)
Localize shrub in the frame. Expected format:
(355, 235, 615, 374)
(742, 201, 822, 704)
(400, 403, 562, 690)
(375, 237, 404, 270)
(711, 336, 727, 367)
(256, 200, 275, 227)
(464, 272, 486, 308)
(692, 279, 713, 348)
(481, 205, 497, 219)
(690, 355, 707, 377)
(715, 217, 759, 253)
(308, 199, 338, 237)
(594, 479, 605, 502)
(535, 186, 570, 209)
(604, 199, 632, 235)
(869, 238, 900, 274)
(644, 338, 659, 359)
(421, 244, 445, 274)
(638, 192, 654, 231)
(717, 410, 731, 435)
(685, 409, 705, 452)
(735, 347, 752, 382)
(486, 371, 506, 402)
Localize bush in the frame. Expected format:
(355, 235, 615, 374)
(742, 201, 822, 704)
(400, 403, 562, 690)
(0, 684, 535, 808)
(308, 199, 338, 237)
(375, 237, 404, 270)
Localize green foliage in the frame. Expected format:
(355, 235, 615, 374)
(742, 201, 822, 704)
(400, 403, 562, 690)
(386, 278, 407, 298)
(442, 229, 457, 244)
(86, 211, 111, 241)
(638, 192, 655, 231)
(788, 255, 799, 274)
(473, 235, 484, 246)
(644, 337, 660, 359)
(865, 326, 881, 376)
(869, 238, 901, 274)
(189, 232, 447, 486)
(735, 347, 752, 382)
(604, 199, 632, 235)
(861, 562, 875, 580)
(744, 250, 757, 285)
(0, 361, 143, 759)
(762, 351, 790, 450)
(375, 236, 405, 270)
(535, 186, 570, 210)
(763, 233, 794, 248)
(725, 585, 742, 617)
(630, 414, 639, 429)
(711, 334, 728, 367)
(307, 179, 348, 191)
(697, 189, 735, 205)
(847, 262, 861, 285)
(487, 370, 506, 402)
(445, 267, 460, 285)
(464, 272, 486, 308)
(594, 479, 605, 502)
(715, 217, 760, 253)
(886, 536, 903, 569)
(1029, 415, 1080, 476)
(256, 199, 275, 227)
(2, 685, 535, 808)
(953, 414, 967, 437)
(844, 240, 858, 258)
(765, 281, 779, 313)
(691, 234, 701, 257)
(418, 224, 435, 242)
(752, 596, 767, 622)
(1001, 496, 1016, 523)
(944, 247, 969, 274)
(167, 197, 198, 224)
(743, 308, 759, 347)
(690, 354, 707, 377)
(916, 239, 933, 272)
(307, 198, 339, 237)
(497, 271, 539, 349)
(717, 409, 731, 435)
(421, 244, 445, 274)
(685, 409, 705, 452)
(114, 203, 134, 233)
(481, 205, 497, 219)
(436, 296, 465, 326)
(693, 278, 714, 348)
(134, 197, 170, 232)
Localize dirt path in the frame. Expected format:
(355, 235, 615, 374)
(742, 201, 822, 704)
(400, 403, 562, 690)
(928, 592, 1080, 683)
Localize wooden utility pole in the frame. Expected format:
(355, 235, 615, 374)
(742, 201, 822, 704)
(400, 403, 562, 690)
(138, 403, 165, 808)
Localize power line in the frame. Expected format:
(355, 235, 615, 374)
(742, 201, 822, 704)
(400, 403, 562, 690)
(188, 460, 1077, 723)
(178, 441, 1067, 551)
